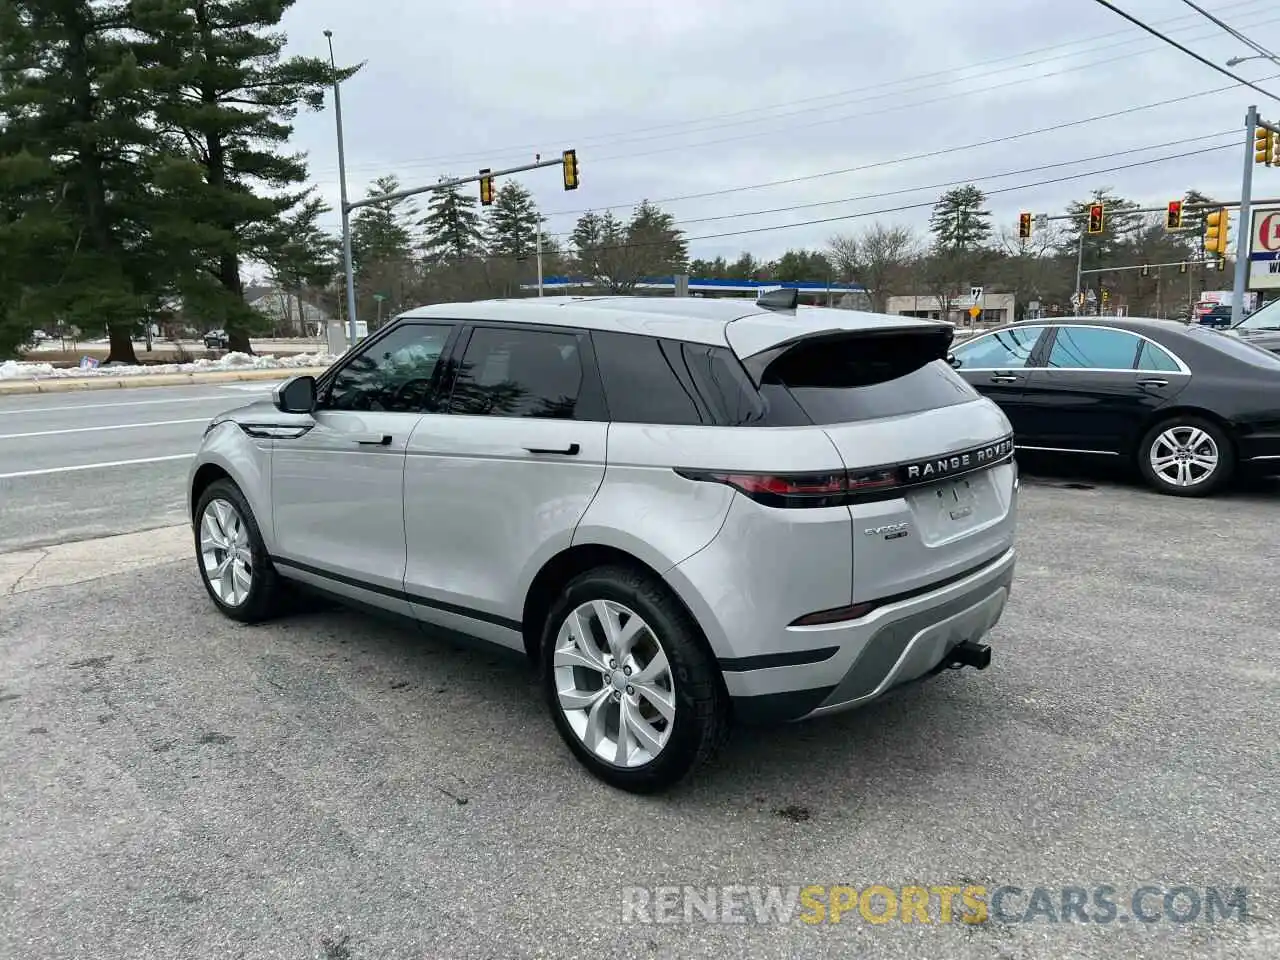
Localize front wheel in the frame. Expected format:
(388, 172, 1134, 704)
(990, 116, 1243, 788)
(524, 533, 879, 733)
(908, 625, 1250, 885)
(194, 479, 286, 622)
(1137, 417, 1234, 497)
(540, 565, 729, 793)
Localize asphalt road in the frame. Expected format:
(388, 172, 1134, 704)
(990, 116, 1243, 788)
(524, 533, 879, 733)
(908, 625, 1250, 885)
(0, 382, 281, 553)
(1, 478, 1277, 959)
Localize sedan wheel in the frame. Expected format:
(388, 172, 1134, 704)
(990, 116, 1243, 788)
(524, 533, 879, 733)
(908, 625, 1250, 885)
(1138, 417, 1233, 497)
(200, 499, 254, 606)
(552, 599, 677, 768)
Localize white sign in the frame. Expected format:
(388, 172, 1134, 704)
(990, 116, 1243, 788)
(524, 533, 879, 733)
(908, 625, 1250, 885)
(1247, 207, 1280, 291)
(969, 286, 984, 305)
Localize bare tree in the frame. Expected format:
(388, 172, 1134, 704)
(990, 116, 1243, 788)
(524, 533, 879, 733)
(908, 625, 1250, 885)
(828, 224, 919, 313)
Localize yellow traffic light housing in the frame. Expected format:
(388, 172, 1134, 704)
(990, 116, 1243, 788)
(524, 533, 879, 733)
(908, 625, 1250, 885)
(1087, 203, 1104, 234)
(562, 149, 579, 191)
(479, 169, 495, 206)
(1166, 200, 1183, 230)
(1018, 212, 1032, 239)
(1257, 127, 1274, 165)
(1204, 208, 1229, 256)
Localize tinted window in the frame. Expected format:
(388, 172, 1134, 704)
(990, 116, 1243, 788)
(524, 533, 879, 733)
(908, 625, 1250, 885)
(680, 343, 780, 425)
(1137, 340, 1181, 372)
(952, 328, 1041, 368)
(769, 361, 975, 425)
(1046, 327, 1140, 369)
(592, 332, 705, 425)
(449, 327, 583, 418)
(323, 323, 453, 412)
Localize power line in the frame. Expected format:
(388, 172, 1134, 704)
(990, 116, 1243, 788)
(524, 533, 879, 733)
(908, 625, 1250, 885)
(645, 132, 1237, 231)
(313, 1, 1278, 177)
(537, 76, 1278, 219)
(1176, 0, 1280, 62)
(1089, 0, 1280, 102)
(411, 142, 1235, 264)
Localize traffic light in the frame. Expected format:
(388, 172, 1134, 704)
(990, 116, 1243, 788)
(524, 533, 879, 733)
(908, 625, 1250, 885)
(1256, 127, 1274, 166)
(1179, 261, 1188, 274)
(479, 169, 495, 206)
(562, 149, 579, 191)
(1018, 212, 1032, 239)
(1087, 203, 1105, 234)
(1217, 257, 1227, 272)
(1204, 208, 1230, 256)
(1141, 264, 1150, 278)
(1166, 200, 1183, 230)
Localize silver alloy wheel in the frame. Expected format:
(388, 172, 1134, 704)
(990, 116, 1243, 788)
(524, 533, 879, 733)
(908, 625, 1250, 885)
(552, 599, 676, 767)
(199, 498, 254, 606)
(1150, 425, 1219, 488)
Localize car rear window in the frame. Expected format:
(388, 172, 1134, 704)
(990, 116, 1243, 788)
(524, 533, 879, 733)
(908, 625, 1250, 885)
(754, 330, 978, 425)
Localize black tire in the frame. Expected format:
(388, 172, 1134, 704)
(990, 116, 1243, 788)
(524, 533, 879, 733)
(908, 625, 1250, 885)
(539, 564, 730, 793)
(193, 478, 286, 623)
(1136, 415, 1234, 497)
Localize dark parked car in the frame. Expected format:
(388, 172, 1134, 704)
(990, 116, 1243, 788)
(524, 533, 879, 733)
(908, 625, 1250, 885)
(1197, 305, 1234, 328)
(947, 317, 1280, 496)
(1227, 297, 1280, 355)
(203, 329, 230, 349)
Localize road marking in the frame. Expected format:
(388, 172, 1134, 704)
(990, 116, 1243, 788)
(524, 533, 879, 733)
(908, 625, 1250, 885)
(0, 454, 194, 480)
(0, 394, 259, 415)
(0, 417, 210, 441)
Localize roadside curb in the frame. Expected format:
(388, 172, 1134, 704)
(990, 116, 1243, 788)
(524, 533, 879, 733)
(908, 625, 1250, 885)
(0, 366, 331, 397)
(1, 524, 192, 597)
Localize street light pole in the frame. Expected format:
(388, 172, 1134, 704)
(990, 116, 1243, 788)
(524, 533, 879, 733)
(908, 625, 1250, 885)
(324, 30, 359, 348)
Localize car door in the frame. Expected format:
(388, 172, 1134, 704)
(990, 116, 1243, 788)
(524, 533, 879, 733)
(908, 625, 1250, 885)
(269, 321, 460, 613)
(949, 325, 1048, 436)
(1017, 324, 1190, 454)
(402, 322, 609, 651)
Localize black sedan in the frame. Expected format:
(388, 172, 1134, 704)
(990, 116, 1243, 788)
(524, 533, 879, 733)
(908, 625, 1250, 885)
(948, 317, 1280, 497)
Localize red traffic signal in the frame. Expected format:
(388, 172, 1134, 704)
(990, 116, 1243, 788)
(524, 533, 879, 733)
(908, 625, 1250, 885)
(1087, 203, 1105, 235)
(1166, 200, 1183, 230)
(1018, 212, 1032, 239)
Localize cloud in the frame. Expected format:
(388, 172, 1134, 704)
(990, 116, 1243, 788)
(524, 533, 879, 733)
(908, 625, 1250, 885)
(283, 0, 1280, 264)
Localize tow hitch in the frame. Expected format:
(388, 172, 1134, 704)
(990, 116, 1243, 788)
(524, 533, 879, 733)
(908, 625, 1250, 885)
(945, 641, 992, 671)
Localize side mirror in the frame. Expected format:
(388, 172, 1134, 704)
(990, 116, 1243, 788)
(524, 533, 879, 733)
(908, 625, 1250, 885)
(947, 353, 962, 368)
(273, 375, 317, 414)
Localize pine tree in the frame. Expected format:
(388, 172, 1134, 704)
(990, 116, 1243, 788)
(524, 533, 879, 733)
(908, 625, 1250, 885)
(930, 185, 992, 252)
(485, 181, 540, 260)
(130, 0, 358, 353)
(351, 175, 419, 320)
(626, 200, 688, 275)
(421, 180, 485, 262)
(0, 0, 163, 363)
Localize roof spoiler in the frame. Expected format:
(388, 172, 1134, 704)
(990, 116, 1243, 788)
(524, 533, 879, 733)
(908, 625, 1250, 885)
(756, 287, 798, 312)
(741, 325, 954, 387)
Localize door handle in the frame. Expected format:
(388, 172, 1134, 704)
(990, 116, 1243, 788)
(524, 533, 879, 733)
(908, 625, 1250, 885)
(988, 374, 1020, 383)
(353, 434, 392, 446)
(525, 443, 580, 456)
(1137, 378, 1169, 387)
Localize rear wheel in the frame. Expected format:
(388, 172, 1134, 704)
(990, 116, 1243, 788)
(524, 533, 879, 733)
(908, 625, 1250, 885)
(540, 565, 729, 793)
(1137, 416, 1234, 497)
(194, 479, 286, 622)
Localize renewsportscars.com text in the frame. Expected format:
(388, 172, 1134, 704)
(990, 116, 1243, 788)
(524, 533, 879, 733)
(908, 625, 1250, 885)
(621, 884, 1249, 926)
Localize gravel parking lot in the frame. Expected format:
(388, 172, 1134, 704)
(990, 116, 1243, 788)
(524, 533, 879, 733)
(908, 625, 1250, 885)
(2, 466, 1277, 960)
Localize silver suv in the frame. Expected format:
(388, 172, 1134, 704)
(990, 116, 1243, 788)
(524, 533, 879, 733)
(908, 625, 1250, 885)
(188, 293, 1019, 792)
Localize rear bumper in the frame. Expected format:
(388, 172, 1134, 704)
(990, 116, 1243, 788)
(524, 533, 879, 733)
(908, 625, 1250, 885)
(728, 547, 1015, 724)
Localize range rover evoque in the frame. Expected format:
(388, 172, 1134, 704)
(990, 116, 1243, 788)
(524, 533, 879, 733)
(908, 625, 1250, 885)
(188, 292, 1020, 792)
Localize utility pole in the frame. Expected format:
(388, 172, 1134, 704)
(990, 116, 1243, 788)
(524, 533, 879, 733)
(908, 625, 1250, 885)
(324, 30, 359, 348)
(536, 221, 544, 297)
(1232, 106, 1258, 326)
(1074, 227, 1085, 316)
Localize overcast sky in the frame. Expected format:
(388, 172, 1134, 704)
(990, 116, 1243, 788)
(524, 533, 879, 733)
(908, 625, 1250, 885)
(280, 0, 1280, 267)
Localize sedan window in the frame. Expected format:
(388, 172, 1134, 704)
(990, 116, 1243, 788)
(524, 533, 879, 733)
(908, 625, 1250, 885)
(1045, 327, 1140, 370)
(322, 323, 454, 412)
(951, 328, 1041, 368)
(1137, 340, 1181, 372)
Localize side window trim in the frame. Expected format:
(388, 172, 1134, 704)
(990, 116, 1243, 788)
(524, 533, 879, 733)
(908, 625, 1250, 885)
(1038, 324, 1191, 374)
(315, 320, 462, 413)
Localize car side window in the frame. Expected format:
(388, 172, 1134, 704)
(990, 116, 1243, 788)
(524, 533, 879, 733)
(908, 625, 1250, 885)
(449, 327, 584, 419)
(592, 332, 707, 425)
(1046, 327, 1140, 370)
(951, 328, 1041, 368)
(321, 323, 454, 412)
(1137, 340, 1181, 372)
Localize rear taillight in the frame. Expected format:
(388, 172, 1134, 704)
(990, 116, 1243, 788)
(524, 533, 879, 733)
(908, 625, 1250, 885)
(674, 467, 899, 508)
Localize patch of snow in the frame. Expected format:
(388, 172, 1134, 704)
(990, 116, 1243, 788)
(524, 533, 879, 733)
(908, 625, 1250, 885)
(0, 352, 337, 381)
